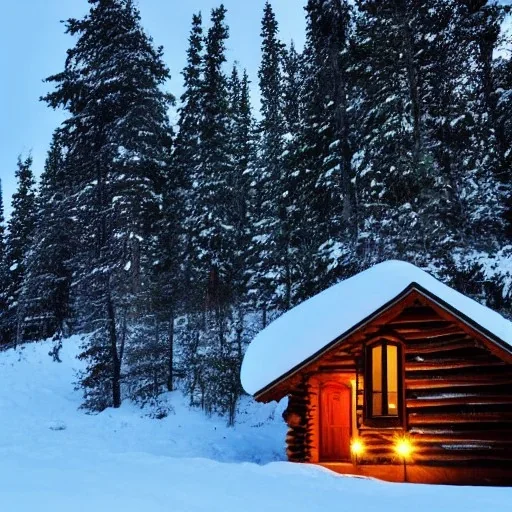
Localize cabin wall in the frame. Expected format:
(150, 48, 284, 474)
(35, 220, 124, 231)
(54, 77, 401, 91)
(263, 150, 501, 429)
(283, 381, 309, 462)
(357, 303, 512, 468)
(282, 299, 512, 481)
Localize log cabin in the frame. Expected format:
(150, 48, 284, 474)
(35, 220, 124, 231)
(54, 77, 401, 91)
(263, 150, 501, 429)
(241, 260, 512, 485)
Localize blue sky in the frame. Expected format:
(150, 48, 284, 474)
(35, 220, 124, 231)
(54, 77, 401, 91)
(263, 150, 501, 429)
(0, 0, 306, 218)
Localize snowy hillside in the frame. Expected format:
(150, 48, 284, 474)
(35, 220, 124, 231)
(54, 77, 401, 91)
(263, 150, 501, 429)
(0, 338, 510, 511)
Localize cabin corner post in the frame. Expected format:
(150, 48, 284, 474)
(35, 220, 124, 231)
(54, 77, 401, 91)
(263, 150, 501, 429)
(306, 376, 320, 463)
(283, 379, 310, 462)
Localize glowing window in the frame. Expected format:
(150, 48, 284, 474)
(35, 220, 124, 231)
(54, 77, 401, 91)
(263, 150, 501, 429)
(370, 342, 399, 417)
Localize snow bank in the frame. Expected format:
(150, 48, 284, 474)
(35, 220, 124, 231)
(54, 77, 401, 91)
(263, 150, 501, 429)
(0, 336, 511, 510)
(241, 260, 512, 396)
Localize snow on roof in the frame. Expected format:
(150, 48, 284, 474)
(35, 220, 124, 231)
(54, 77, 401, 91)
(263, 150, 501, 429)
(241, 260, 512, 397)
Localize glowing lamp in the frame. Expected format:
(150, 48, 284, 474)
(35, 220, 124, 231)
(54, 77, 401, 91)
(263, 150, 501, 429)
(351, 439, 364, 456)
(395, 438, 413, 459)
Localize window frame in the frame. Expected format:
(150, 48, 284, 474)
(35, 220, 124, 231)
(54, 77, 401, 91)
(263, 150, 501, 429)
(365, 337, 404, 428)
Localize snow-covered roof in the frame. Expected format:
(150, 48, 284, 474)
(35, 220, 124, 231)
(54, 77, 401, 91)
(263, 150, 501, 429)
(241, 260, 512, 397)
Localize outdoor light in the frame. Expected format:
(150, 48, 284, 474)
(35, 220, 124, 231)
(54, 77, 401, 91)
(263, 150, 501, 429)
(351, 439, 364, 464)
(394, 436, 413, 482)
(395, 438, 413, 459)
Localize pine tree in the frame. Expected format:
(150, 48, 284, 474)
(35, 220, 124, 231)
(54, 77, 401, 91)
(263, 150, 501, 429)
(43, 0, 173, 411)
(224, 65, 256, 424)
(250, 1, 287, 323)
(351, 0, 464, 269)
(193, 4, 233, 298)
(293, 0, 355, 298)
(131, 13, 206, 404)
(17, 132, 73, 345)
(279, 42, 304, 306)
(0, 181, 8, 345)
(5, 156, 37, 345)
(454, 0, 506, 242)
(180, 5, 239, 417)
(496, 48, 512, 237)
(173, 10, 204, 331)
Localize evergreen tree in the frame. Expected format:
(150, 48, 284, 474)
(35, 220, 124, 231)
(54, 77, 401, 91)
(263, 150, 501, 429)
(496, 51, 512, 237)
(17, 132, 73, 345)
(0, 182, 8, 345)
(128, 13, 206, 405)
(455, 0, 506, 242)
(250, 1, 287, 323)
(43, 0, 173, 410)
(224, 66, 256, 424)
(5, 156, 37, 345)
(171, 13, 206, 405)
(181, 5, 240, 418)
(293, 0, 355, 297)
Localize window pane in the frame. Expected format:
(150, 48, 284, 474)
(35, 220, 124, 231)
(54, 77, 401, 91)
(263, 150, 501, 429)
(372, 345, 382, 392)
(387, 392, 398, 416)
(372, 392, 382, 416)
(387, 345, 398, 392)
(387, 345, 398, 416)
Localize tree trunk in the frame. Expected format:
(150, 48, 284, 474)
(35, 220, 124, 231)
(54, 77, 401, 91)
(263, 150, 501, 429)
(167, 310, 174, 392)
(106, 279, 122, 409)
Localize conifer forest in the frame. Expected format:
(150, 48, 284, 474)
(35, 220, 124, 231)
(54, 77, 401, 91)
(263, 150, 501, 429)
(1, 0, 511, 423)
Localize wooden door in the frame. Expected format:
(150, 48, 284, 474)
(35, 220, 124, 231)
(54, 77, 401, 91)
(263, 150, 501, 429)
(320, 383, 351, 461)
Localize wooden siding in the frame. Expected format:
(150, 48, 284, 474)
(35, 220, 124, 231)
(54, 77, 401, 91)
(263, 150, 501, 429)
(279, 291, 512, 482)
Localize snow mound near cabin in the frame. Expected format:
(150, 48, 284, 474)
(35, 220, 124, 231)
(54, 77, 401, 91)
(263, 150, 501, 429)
(0, 337, 510, 511)
(0, 336, 286, 465)
(241, 260, 512, 396)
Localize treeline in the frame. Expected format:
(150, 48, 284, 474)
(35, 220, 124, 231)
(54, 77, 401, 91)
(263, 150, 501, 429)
(0, 0, 511, 423)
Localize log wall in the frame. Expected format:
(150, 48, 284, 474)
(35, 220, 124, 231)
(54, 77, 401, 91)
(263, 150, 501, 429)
(358, 301, 512, 467)
(283, 381, 309, 462)
(281, 295, 512, 478)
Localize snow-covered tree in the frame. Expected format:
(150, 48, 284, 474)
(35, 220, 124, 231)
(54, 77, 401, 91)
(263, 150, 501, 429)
(292, 0, 355, 298)
(0, 181, 8, 345)
(18, 132, 73, 344)
(43, 0, 173, 410)
(249, 1, 287, 323)
(4, 156, 37, 345)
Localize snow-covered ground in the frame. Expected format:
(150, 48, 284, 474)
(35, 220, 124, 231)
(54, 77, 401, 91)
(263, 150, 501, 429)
(0, 337, 510, 511)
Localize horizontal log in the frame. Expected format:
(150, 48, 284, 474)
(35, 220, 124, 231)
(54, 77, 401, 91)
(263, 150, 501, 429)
(317, 362, 357, 370)
(398, 326, 465, 340)
(412, 453, 512, 463)
(406, 338, 478, 355)
(410, 427, 512, 437)
(388, 312, 445, 324)
(407, 395, 512, 409)
(405, 374, 512, 390)
(405, 359, 504, 372)
(408, 412, 512, 426)
(412, 436, 512, 446)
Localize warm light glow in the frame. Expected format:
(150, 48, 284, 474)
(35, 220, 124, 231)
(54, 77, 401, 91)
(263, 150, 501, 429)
(351, 439, 365, 456)
(395, 437, 413, 459)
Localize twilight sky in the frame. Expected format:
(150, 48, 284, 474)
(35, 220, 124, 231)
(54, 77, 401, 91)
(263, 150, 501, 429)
(0, 0, 307, 218)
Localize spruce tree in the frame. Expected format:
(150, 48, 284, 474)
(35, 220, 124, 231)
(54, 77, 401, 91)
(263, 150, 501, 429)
(43, 0, 173, 410)
(293, 0, 355, 298)
(179, 5, 237, 416)
(455, 0, 506, 241)
(496, 51, 512, 237)
(351, 0, 463, 269)
(0, 182, 8, 345)
(17, 132, 73, 345)
(250, 1, 287, 323)
(5, 156, 37, 345)
(131, 13, 206, 404)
